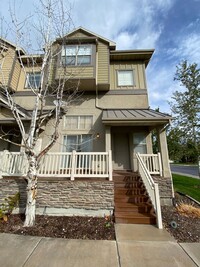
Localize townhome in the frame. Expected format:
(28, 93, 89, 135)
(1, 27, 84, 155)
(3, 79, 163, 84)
(0, 27, 174, 228)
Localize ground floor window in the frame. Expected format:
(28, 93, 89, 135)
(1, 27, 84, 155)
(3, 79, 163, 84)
(63, 134, 93, 152)
(133, 132, 147, 154)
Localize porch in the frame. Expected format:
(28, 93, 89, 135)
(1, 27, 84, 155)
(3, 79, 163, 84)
(0, 151, 166, 228)
(0, 150, 163, 180)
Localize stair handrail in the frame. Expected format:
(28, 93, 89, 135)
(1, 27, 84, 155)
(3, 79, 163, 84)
(136, 153, 163, 229)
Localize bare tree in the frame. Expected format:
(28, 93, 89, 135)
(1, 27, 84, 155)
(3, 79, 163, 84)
(0, 0, 78, 226)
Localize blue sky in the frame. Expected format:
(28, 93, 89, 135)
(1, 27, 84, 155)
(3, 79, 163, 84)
(0, 0, 200, 113)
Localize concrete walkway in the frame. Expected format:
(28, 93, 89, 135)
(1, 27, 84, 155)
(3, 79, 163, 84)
(0, 225, 199, 267)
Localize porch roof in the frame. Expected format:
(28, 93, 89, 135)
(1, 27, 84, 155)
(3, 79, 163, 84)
(102, 109, 172, 126)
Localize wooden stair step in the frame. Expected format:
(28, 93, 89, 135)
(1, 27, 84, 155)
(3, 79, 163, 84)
(113, 175, 140, 180)
(115, 195, 148, 202)
(115, 205, 152, 213)
(114, 188, 146, 195)
(113, 172, 156, 225)
(114, 201, 152, 208)
(115, 212, 156, 224)
(114, 182, 143, 188)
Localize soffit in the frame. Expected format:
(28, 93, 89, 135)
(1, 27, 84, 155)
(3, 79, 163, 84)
(110, 50, 154, 66)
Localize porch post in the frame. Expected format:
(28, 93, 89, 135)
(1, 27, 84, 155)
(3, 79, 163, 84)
(157, 126, 171, 177)
(105, 126, 111, 152)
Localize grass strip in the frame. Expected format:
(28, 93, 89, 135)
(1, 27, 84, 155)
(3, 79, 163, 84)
(172, 174, 200, 202)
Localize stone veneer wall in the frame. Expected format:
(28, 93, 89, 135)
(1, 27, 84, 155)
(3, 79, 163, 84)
(0, 177, 114, 215)
(152, 175, 174, 205)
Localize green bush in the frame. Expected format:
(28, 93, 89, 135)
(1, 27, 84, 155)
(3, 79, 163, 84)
(0, 193, 20, 222)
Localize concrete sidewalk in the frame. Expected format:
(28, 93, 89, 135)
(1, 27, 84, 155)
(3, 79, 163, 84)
(0, 225, 199, 267)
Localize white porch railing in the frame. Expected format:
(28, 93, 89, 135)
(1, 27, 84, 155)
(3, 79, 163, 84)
(136, 153, 163, 229)
(0, 150, 113, 181)
(139, 153, 163, 176)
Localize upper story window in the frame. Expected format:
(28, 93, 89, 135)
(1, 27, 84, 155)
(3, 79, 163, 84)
(117, 70, 134, 87)
(61, 45, 92, 66)
(25, 72, 41, 89)
(64, 115, 93, 130)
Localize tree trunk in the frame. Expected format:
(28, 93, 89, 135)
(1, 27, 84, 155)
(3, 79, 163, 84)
(24, 155, 38, 227)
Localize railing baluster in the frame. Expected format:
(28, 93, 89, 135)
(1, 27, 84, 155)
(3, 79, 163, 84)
(2, 151, 112, 179)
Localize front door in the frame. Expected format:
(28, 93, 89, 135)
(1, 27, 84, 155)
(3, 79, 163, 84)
(113, 133, 130, 170)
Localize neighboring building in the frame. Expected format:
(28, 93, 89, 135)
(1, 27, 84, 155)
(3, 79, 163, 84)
(0, 27, 174, 227)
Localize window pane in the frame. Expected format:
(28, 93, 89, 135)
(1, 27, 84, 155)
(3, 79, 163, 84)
(63, 135, 78, 152)
(134, 145, 147, 154)
(77, 46, 91, 55)
(80, 135, 93, 152)
(79, 116, 93, 129)
(118, 70, 134, 86)
(26, 73, 41, 89)
(65, 116, 78, 129)
(133, 133, 147, 154)
(65, 46, 76, 56)
(66, 56, 76, 65)
(63, 135, 92, 152)
(77, 55, 91, 65)
(134, 133, 146, 145)
(64, 115, 93, 130)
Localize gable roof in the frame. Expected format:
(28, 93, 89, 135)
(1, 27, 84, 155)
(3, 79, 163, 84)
(60, 26, 116, 49)
(0, 37, 26, 55)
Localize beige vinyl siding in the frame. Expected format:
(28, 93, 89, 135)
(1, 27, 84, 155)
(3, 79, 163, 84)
(0, 47, 15, 87)
(56, 66, 94, 79)
(49, 44, 60, 84)
(69, 32, 91, 38)
(110, 62, 146, 90)
(10, 59, 21, 90)
(97, 42, 109, 84)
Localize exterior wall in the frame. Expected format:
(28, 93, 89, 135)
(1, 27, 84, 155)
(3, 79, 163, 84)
(56, 66, 94, 80)
(152, 175, 173, 205)
(110, 62, 146, 90)
(0, 177, 114, 216)
(68, 32, 91, 38)
(0, 46, 15, 87)
(98, 93, 148, 109)
(10, 57, 21, 90)
(40, 92, 149, 154)
(97, 42, 109, 84)
(41, 96, 105, 153)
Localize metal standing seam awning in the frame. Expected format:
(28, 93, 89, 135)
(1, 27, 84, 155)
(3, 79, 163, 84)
(102, 109, 172, 126)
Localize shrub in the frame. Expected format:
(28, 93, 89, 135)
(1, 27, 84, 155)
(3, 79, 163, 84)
(0, 193, 20, 222)
(176, 203, 200, 218)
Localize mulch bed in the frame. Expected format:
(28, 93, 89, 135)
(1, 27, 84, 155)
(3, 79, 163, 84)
(161, 193, 200, 243)
(0, 193, 199, 242)
(0, 214, 115, 240)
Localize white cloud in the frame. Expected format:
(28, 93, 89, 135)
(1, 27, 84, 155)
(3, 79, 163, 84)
(166, 33, 200, 64)
(73, 0, 175, 49)
(147, 63, 178, 113)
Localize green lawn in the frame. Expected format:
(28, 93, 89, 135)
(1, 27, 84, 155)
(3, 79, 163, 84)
(172, 174, 200, 202)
